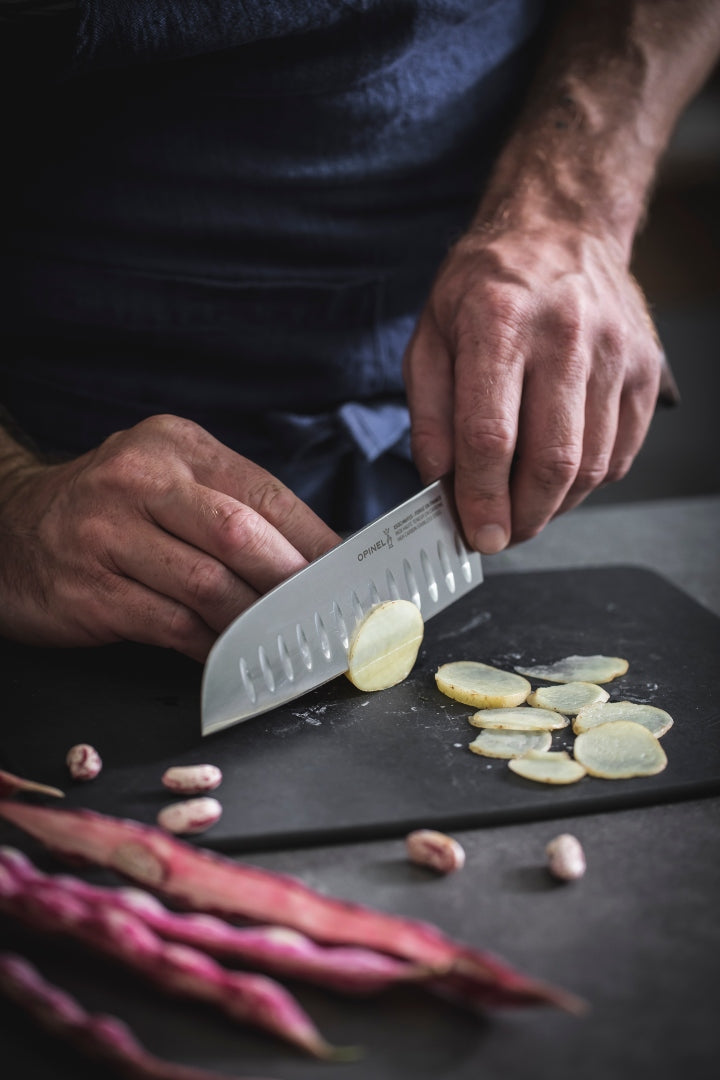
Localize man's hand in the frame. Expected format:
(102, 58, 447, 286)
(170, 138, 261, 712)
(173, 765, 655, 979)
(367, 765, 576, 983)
(404, 0, 720, 554)
(403, 221, 662, 553)
(0, 415, 340, 661)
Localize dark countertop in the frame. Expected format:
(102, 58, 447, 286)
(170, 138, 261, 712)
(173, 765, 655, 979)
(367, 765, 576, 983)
(1, 496, 719, 1080)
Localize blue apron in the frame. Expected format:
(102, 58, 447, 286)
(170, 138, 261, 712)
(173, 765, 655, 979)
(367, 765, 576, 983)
(0, 0, 550, 530)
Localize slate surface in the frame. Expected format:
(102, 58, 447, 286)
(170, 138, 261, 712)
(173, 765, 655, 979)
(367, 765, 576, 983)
(1, 565, 719, 851)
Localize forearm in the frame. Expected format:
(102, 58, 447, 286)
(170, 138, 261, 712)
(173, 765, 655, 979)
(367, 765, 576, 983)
(474, 0, 720, 258)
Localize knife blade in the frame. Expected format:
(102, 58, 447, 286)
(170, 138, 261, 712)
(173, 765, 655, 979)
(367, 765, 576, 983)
(201, 476, 482, 735)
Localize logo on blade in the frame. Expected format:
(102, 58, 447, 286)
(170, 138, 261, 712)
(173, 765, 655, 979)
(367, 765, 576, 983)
(354, 493, 443, 561)
(357, 528, 394, 561)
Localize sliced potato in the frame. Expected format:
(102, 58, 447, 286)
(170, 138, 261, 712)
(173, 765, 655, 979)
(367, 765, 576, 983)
(468, 729, 552, 759)
(573, 720, 667, 778)
(346, 600, 424, 692)
(436, 662, 531, 708)
(527, 682, 609, 715)
(573, 700, 674, 738)
(509, 750, 587, 785)
(468, 706, 569, 732)
(515, 654, 629, 684)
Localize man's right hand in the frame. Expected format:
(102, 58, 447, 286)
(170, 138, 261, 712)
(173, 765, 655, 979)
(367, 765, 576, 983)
(0, 414, 341, 661)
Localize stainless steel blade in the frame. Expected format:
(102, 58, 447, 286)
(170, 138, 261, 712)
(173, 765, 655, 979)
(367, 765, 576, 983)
(201, 477, 482, 735)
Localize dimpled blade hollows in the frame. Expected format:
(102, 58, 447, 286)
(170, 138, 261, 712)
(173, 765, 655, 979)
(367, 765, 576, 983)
(201, 478, 483, 735)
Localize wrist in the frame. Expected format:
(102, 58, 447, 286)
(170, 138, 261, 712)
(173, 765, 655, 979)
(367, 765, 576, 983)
(469, 122, 651, 264)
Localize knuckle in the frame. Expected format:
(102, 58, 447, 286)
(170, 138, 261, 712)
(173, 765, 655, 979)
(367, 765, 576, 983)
(246, 477, 297, 531)
(605, 456, 634, 485)
(140, 413, 202, 443)
(456, 292, 526, 354)
(214, 500, 270, 561)
(480, 281, 527, 327)
(541, 300, 585, 353)
(625, 359, 660, 397)
(184, 557, 232, 608)
(410, 420, 452, 469)
(102, 449, 153, 494)
(459, 414, 516, 461)
(164, 603, 205, 649)
(529, 446, 581, 492)
(572, 459, 611, 494)
(74, 511, 113, 556)
(92, 439, 165, 499)
(596, 321, 627, 361)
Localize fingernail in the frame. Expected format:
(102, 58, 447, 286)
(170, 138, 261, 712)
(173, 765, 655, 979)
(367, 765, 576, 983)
(473, 525, 508, 554)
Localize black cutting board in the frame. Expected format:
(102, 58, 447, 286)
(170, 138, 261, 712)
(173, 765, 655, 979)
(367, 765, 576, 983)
(1, 565, 719, 851)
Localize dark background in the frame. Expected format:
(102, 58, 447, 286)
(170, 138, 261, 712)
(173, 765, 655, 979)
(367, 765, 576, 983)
(588, 64, 720, 507)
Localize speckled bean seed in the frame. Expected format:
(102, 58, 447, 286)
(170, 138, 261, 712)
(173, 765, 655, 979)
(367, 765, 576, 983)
(405, 829, 465, 874)
(65, 745, 102, 782)
(157, 798, 222, 835)
(545, 833, 586, 882)
(161, 765, 222, 795)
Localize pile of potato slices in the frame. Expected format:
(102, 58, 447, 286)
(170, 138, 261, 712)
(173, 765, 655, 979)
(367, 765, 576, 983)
(435, 655, 672, 784)
(343, 601, 672, 786)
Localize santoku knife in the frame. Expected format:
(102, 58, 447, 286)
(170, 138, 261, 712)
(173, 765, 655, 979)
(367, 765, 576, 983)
(201, 476, 483, 735)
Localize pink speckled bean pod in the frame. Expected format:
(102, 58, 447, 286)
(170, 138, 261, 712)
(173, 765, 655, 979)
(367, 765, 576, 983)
(0, 847, 426, 995)
(0, 768, 63, 799)
(0, 953, 276, 1080)
(0, 856, 350, 1060)
(0, 801, 585, 1015)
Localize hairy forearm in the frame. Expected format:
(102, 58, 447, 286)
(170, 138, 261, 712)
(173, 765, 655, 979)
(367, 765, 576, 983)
(475, 0, 720, 257)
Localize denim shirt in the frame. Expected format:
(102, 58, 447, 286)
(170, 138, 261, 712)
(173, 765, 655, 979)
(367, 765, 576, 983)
(1, 0, 550, 529)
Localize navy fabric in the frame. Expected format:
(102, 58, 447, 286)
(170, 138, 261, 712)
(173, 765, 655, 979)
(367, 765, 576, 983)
(1, 0, 552, 530)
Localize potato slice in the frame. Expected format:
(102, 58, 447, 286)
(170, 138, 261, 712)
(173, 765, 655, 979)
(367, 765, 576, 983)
(468, 729, 552, 759)
(346, 600, 424, 692)
(527, 682, 609, 715)
(515, 654, 629, 684)
(468, 706, 569, 732)
(436, 662, 531, 708)
(573, 700, 674, 738)
(509, 750, 587, 785)
(573, 720, 667, 778)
